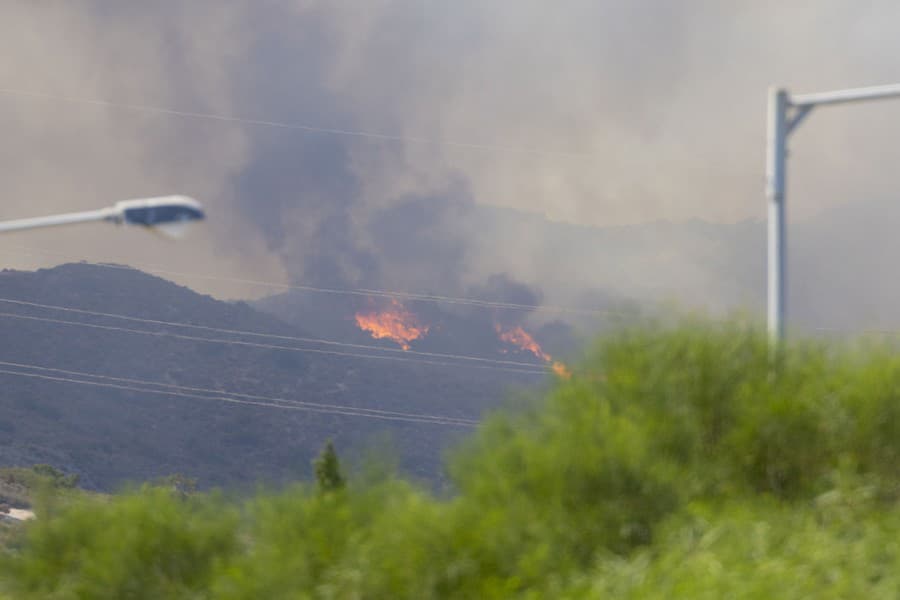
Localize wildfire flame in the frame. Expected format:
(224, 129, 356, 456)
(355, 299, 429, 350)
(495, 325, 551, 362)
(551, 361, 572, 378)
(495, 324, 571, 378)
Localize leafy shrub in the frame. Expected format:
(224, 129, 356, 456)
(5, 318, 900, 597)
(2, 487, 237, 599)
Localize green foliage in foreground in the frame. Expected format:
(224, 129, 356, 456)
(0, 464, 83, 509)
(5, 319, 900, 598)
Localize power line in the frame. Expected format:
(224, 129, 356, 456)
(0, 87, 597, 159)
(814, 326, 900, 337)
(0, 297, 551, 370)
(0, 359, 477, 425)
(5, 246, 621, 317)
(0, 311, 548, 376)
(0, 364, 476, 427)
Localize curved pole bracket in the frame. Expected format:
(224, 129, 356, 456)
(786, 104, 814, 135)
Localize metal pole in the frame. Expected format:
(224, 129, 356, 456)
(766, 88, 788, 346)
(792, 82, 900, 107)
(765, 82, 900, 351)
(0, 208, 116, 234)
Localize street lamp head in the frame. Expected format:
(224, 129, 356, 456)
(112, 195, 205, 238)
(0, 195, 205, 236)
(114, 195, 204, 225)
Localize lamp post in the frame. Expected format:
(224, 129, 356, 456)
(766, 83, 900, 348)
(0, 195, 205, 237)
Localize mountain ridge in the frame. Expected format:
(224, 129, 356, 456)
(0, 263, 542, 491)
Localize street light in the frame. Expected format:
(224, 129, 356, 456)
(0, 195, 205, 238)
(766, 83, 900, 348)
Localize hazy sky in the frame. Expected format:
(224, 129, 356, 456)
(1, 1, 899, 309)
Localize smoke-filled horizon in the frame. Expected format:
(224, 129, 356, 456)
(2, 2, 900, 331)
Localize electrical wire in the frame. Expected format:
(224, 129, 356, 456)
(0, 312, 548, 376)
(0, 297, 552, 370)
(0, 83, 604, 428)
(0, 359, 478, 425)
(0, 87, 597, 159)
(0, 365, 476, 427)
(4, 246, 621, 317)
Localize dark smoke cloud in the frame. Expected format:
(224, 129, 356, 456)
(232, 120, 479, 293)
(468, 273, 542, 309)
(4, 1, 900, 334)
(234, 133, 365, 288)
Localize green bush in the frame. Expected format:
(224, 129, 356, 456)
(2, 487, 237, 599)
(566, 496, 900, 598)
(5, 319, 900, 598)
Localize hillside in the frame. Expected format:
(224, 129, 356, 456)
(0, 264, 544, 491)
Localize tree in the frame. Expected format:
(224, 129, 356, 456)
(313, 440, 345, 492)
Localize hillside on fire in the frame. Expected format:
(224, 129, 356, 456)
(0, 263, 578, 491)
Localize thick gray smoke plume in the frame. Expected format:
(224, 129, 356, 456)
(3, 2, 900, 330)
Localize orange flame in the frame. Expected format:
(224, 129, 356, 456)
(551, 361, 572, 378)
(495, 324, 551, 361)
(495, 324, 571, 378)
(355, 299, 429, 350)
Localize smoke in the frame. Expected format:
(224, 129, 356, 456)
(3, 1, 900, 328)
(0, 1, 284, 298)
